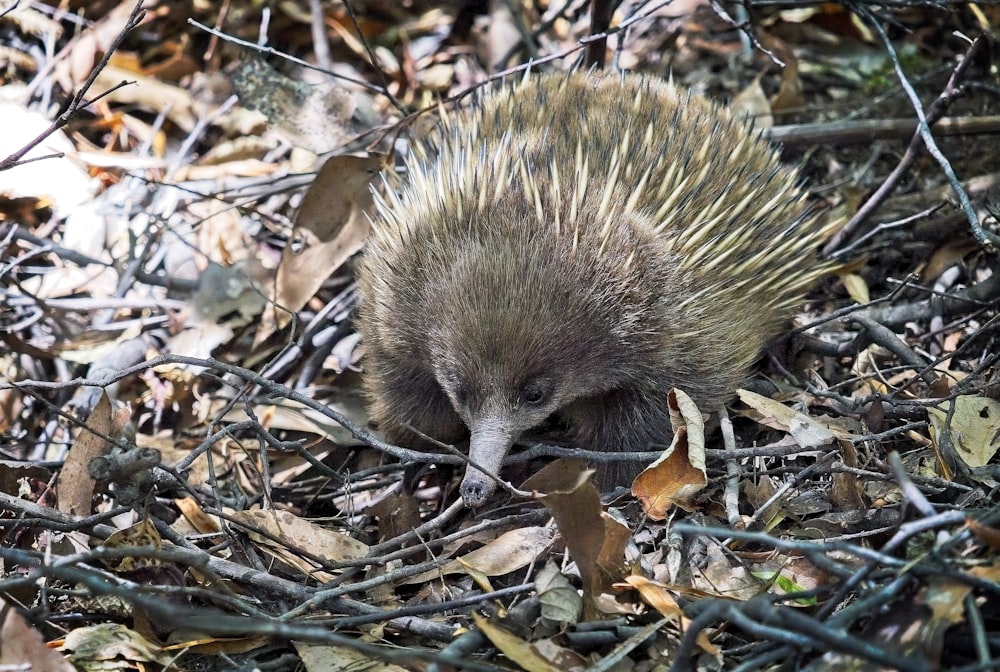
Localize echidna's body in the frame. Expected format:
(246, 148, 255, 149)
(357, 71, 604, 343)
(357, 71, 836, 506)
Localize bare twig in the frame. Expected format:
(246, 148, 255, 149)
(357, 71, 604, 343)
(0, 0, 145, 171)
(841, 13, 995, 250)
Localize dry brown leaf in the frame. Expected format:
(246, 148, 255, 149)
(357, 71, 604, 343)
(0, 459, 48, 500)
(921, 239, 982, 283)
(618, 575, 682, 619)
(927, 396, 1000, 469)
(0, 596, 77, 672)
(231, 508, 369, 563)
(749, 554, 834, 602)
(758, 30, 805, 113)
(221, 395, 369, 448)
(831, 440, 866, 511)
(535, 562, 583, 627)
(472, 613, 582, 672)
(0, 2, 62, 40)
(368, 491, 422, 543)
(60, 623, 168, 667)
(402, 526, 556, 584)
(174, 497, 221, 535)
(163, 635, 272, 656)
(842, 272, 871, 304)
(293, 642, 410, 672)
(524, 460, 627, 612)
(617, 575, 720, 655)
(968, 563, 1000, 583)
(173, 159, 278, 181)
(738, 389, 839, 448)
(93, 63, 200, 132)
(520, 457, 591, 494)
(631, 389, 707, 517)
(967, 517, 1000, 550)
(152, 434, 230, 487)
(56, 390, 112, 516)
(691, 542, 761, 602)
(261, 153, 382, 340)
(730, 77, 772, 129)
(228, 509, 368, 582)
(925, 578, 971, 624)
(51, 1, 161, 88)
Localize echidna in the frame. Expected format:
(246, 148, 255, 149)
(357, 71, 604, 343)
(356, 70, 837, 507)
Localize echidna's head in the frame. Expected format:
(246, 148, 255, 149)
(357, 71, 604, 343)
(424, 234, 633, 506)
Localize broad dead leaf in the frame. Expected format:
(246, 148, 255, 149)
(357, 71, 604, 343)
(263, 153, 382, 338)
(927, 396, 1000, 468)
(617, 575, 720, 655)
(60, 623, 168, 667)
(731, 77, 772, 129)
(229, 508, 368, 583)
(535, 562, 583, 628)
(402, 526, 556, 584)
(738, 389, 837, 449)
(472, 613, 584, 672)
(632, 389, 708, 517)
(294, 642, 410, 672)
(221, 395, 369, 448)
(163, 635, 272, 656)
(967, 517, 1000, 550)
(691, 542, 760, 602)
(765, 35, 804, 112)
(842, 272, 871, 304)
(1, 597, 77, 672)
(174, 497, 221, 534)
(831, 439, 866, 511)
(524, 460, 631, 614)
(618, 575, 682, 619)
(56, 391, 113, 516)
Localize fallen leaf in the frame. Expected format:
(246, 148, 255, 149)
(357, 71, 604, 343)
(56, 391, 112, 517)
(1, 597, 77, 672)
(294, 642, 410, 672)
(402, 526, 556, 584)
(927, 396, 1000, 468)
(60, 623, 168, 666)
(842, 272, 871, 304)
(738, 389, 837, 449)
(472, 613, 582, 672)
(632, 389, 708, 517)
(262, 153, 382, 340)
(535, 562, 583, 628)
(526, 461, 630, 615)
(617, 575, 720, 655)
(731, 77, 772, 129)
(228, 508, 369, 582)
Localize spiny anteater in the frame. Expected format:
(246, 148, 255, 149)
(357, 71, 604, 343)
(356, 70, 838, 507)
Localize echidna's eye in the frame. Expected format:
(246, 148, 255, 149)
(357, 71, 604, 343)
(522, 382, 546, 405)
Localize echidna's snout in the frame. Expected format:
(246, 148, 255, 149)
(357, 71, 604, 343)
(460, 420, 517, 507)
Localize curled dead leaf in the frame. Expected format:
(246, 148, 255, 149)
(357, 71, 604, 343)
(631, 389, 708, 518)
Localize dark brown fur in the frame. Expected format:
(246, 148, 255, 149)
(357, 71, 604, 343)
(356, 71, 836, 506)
